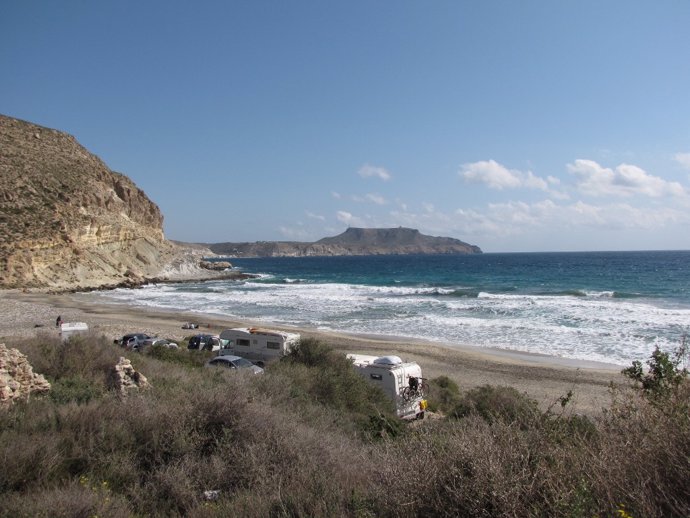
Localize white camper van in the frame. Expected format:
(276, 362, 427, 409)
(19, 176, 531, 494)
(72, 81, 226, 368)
(218, 327, 300, 367)
(347, 354, 428, 420)
(59, 322, 89, 341)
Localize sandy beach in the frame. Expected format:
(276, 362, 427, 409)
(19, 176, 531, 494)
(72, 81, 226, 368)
(0, 288, 625, 415)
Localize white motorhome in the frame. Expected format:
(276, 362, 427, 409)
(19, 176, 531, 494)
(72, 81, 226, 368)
(59, 322, 89, 341)
(218, 327, 300, 367)
(347, 354, 428, 420)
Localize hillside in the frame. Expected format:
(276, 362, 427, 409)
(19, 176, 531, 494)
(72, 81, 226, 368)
(208, 227, 482, 257)
(0, 114, 209, 290)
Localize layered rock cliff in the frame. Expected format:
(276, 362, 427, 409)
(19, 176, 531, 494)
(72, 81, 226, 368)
(0, 114, 208, 290)
(209, 227, 482, 257)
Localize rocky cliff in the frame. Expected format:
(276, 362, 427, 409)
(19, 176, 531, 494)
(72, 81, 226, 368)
(0, 114, 208, 290)
(208, 227, 482, 257)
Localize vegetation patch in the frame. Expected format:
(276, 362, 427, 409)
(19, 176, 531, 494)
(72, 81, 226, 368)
(0, 335, 688, 517)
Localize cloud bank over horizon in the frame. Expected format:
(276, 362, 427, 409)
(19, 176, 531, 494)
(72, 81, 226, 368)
(278, 155, 690, 252)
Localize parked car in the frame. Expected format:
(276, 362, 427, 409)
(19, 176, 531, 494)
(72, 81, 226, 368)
(117, 333, 153, 350)
(187, 334, 224, 352)
(205, 355, 264, 374)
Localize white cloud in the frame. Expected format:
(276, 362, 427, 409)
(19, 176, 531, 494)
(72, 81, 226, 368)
(336, 211, 353, 224)
(331, 191, 342, 199)
(365, 193, 387, 205)
(351, 193, 388, 205)
(305, 211, 325, 221)
(460, 159, 551, 191)
(567, 159, 686, 198)
(385, 196, 689, 250)
(336, 211, 367, 226)
(461, 160, 522, 189)
(358, 163, 392, 181)
(674, 153, 690, 170)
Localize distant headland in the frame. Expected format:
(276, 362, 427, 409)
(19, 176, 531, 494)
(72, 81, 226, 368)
(204, 227, 482, 258)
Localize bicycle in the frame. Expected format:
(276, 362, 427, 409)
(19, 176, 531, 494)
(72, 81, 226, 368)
(401, 376, 429, 402)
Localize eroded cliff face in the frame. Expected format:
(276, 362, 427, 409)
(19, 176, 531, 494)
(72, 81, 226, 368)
(0, 114, 194, 290)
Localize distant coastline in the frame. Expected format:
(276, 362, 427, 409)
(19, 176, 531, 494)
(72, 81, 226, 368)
(203, 227, 482, 258)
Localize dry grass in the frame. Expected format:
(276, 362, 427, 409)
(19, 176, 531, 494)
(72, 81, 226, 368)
(1, 336, 688, 517)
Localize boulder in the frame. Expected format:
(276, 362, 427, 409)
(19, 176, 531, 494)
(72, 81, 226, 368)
(199, 260, 232, 271)
(0, 343, 51, 407)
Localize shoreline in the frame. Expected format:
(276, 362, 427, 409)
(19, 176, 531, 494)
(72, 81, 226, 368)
(0, 289, 626, 415)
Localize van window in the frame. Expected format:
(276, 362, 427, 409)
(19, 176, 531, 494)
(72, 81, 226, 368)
(237, 339, 250, 347)
(266, 341, 280, 350)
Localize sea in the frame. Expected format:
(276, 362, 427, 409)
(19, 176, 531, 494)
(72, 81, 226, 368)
(88, 251, 690, 366)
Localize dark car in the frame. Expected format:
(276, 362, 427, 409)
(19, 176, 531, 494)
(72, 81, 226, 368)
(117, 333, 153, 351)
(187, 334, 221, 351)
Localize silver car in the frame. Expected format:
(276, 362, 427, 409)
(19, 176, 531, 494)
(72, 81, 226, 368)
(205, 355, 264, 374)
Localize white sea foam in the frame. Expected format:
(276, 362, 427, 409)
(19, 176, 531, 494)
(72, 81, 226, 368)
(89, 279, 690, 366)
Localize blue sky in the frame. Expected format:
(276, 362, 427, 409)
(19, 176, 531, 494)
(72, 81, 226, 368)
(2, 1, 690, 252)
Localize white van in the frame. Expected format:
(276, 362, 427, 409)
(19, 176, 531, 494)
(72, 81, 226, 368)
(347, 354, 428, 420)
(218, 327, 300, 367)
(60, 322, 89, 341)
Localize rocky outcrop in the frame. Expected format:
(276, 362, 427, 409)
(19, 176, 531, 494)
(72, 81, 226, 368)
(108, 357, 150, 396)
(200, 260, 232, 271)
(0, 343, 51, 407)
(0, 114, 211, 290)
(208, 227, 482, 258)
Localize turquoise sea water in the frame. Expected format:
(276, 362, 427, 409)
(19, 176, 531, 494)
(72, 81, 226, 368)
(93, 251, 690, 366)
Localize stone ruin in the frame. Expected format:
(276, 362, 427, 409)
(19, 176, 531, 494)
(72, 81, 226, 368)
(108, 356, 151, 396)
(0, 343, 51, 407)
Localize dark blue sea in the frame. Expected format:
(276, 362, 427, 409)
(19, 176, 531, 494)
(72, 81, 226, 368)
(93, 251, 690, 365)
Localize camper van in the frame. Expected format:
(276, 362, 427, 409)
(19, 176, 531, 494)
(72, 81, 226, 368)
(347, 354, 428, 420)
(218, 327, 300, 367)
(59, 322, 89, 341)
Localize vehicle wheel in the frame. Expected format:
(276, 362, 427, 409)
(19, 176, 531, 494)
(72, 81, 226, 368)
(401, 387, 413, 402)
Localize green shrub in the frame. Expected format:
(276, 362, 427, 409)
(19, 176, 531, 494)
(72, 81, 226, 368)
(49, 375, 104, 404)
(143, 343, 209, 368)
(622, 341, 689, 402)
(427, 375, 461, 413)
(272, 338, 398, 434)
(450, 385, 540, 428)
(284, 337, 334, 368)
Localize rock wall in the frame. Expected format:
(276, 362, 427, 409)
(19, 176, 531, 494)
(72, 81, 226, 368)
(0, 343, 51, 407)
(108, 357, 150, 396)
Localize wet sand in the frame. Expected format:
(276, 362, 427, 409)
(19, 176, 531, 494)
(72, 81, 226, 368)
(0, 289, 626, 415)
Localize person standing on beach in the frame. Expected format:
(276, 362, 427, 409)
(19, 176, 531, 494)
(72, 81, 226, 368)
(56, 315, 63, 328)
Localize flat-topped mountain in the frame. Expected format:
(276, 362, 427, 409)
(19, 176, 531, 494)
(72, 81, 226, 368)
(208, 227, 482, 257)
(0, 114, 208, 290)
